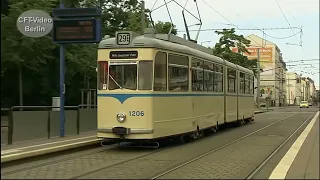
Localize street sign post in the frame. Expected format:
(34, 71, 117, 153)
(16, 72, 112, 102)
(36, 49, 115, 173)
(52, 7, 101, 137)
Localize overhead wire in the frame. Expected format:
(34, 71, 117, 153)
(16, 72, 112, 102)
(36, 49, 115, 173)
(264, 31, 301, 40)
(177, 27, 302, 32)
(200, 0, 318, 72)
(148, 0, 318, 79)
(200, 0, 287, 63)
(200, 0, 319, 79)
(273, 0, 309, 57)
(284, 59, 320, 63)
(274, 0, 301, 45)
(201, 0, 270, 49)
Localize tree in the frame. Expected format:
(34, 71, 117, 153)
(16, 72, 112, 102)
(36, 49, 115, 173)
(154, 21, 177, 35)
(0, 0, 179, 107)
(212, 28, 258, 75)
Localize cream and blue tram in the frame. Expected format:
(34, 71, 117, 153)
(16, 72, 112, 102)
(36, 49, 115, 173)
(97, 29, 255, 144)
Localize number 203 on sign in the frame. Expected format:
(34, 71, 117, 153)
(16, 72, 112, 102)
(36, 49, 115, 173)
(129, 111, 144, 116)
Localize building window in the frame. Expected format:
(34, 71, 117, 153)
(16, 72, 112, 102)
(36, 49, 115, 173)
(168, 54, 189, 91)
(154, 51, 167, 91)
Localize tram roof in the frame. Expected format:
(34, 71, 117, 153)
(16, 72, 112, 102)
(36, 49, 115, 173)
(99, 28, 253, 75)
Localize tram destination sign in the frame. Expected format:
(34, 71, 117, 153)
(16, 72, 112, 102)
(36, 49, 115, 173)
(109, 51, 138, 59)
(53, 18, 101, 44)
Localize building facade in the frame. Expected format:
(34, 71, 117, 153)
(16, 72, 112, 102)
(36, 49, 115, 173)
(286, 72, 302, 105)
(316, 90, 320, 105)
(232, 34, 287, 107)
(308, 78, 316, 104)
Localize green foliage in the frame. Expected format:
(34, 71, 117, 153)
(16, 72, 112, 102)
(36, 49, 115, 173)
(1, 0, 178, 107)
(212, 28, 258, 75)
(154, 21, 177, 35)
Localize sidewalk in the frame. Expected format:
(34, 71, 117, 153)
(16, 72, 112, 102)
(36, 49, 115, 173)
(1, 131, 99, 163)
(285, 115, 319, 179)
(254, 108, 273, 114)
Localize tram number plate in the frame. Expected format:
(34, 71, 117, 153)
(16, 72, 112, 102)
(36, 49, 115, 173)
(117, 33, 130, 45)
(112, 127, 130, 135)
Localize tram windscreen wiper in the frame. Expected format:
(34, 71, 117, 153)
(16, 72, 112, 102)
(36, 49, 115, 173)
(109, 74, 123, 89)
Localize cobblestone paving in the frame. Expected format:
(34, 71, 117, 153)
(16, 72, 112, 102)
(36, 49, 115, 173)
(158, 136, 285, 179)
(1, 149, 154, 179)
(1, 112, 313, 179)
(1, 146, 114, 174)
(77, 159, 182, 179)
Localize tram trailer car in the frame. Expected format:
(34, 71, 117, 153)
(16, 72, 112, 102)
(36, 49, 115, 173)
(97, 28, 255, 143)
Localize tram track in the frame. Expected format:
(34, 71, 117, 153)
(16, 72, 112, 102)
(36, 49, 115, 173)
(61, 113, 299, 179)
(1, 141, 179, 179)
(2, 111, 315, 179)
(244, 112, 316, 179)
(150, 112, 315, 179)
(1, 144, 118, 176)
(70, 143, 179, 179)
(67, 121, 256, 179)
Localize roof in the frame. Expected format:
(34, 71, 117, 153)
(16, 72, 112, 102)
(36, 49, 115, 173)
(99, 28, 253, 75)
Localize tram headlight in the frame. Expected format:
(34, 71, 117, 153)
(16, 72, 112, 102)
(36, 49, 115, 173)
(116, 113, 126, 122)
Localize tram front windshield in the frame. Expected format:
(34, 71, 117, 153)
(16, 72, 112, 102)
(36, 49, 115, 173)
(109, 64, 137, 90)
(98, 61, 153, 91)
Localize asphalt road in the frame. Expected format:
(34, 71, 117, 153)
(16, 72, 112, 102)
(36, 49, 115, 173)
(1, 107, 318, 179)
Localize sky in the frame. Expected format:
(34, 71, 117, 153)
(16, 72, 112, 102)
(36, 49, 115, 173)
(145, 0, 320, 90)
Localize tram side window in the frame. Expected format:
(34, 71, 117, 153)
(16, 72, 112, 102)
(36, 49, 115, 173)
(227, 68, 236, 93)
(250, 76, 254, 94)
(214, 64, 223, 92)
(191, 58, 204, 91)
(139, 61, 153, 90)
(98, 61, 108, 90)
(154, 52, 167, 91)
(240, 72, 245, 94)
(245, 74, 251, 94)
(204, 61, 215, 92)
(168, 54, 189, 91)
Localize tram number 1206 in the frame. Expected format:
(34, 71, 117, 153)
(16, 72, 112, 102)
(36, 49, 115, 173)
(129, 111, 144, 116)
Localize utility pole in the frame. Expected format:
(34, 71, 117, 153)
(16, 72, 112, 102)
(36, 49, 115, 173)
(141, 1, 145, 33)
(19, 65, 23, 111)
(59, 0, 65, 137)
(302, 85, 305, 101)
(287, 76, 290, 105)
(256, 48, 261, 108)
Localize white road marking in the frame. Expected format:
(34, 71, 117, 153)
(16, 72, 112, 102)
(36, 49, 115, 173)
(269, 111, 319, 179)
(1, 149, 22, 155)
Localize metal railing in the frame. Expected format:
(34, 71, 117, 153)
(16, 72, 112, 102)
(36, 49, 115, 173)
(1, 104, 97, 145)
